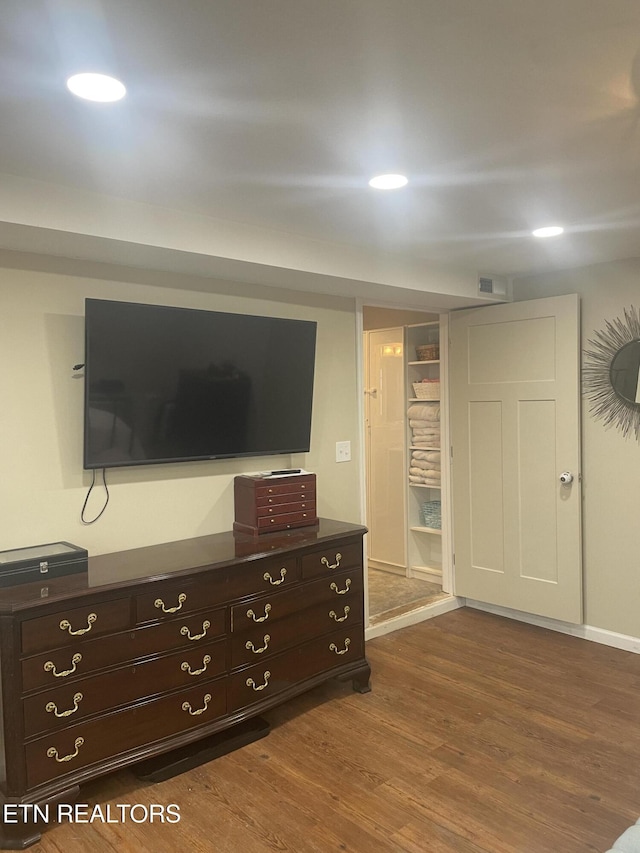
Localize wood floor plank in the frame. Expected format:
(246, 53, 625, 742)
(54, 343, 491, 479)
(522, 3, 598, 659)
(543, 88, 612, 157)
(390, 819, 495, 853)
(24, 609, 640, 852)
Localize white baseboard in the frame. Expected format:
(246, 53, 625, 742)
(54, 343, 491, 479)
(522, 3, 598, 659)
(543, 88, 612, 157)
(365, 595, 464, 640)
(368, 560, 406, 576)
(408, 565, 443, 582)
(465, 599, 640, 655)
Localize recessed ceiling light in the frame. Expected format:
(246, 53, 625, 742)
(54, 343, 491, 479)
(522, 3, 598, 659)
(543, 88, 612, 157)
(66, 73, 126, 103)
(368, 174, 409, 190)
(532, 225, 564, 238)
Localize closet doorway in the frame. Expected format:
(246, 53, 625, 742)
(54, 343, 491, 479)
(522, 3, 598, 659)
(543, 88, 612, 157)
(363, 306, 450, 626)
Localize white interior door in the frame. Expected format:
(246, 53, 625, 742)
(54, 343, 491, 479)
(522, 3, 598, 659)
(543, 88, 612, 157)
(364, 328, 406, 572)
(450, 294, 582, 623)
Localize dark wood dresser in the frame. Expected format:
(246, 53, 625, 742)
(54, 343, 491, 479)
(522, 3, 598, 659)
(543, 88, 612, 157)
(0, 519, 369, 849)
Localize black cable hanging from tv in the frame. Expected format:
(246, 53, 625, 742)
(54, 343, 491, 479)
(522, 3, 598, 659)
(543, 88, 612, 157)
(81, 467, 109, 524)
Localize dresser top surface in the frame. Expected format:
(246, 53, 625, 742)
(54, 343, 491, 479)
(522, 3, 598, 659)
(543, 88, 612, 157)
(0, 518, 367, 613)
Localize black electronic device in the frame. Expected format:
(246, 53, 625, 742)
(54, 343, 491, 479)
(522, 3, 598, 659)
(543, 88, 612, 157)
(83, 299, 317, 469)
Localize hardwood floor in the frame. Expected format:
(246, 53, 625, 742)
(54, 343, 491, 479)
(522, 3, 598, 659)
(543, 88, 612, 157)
(27, 608, 640, 852)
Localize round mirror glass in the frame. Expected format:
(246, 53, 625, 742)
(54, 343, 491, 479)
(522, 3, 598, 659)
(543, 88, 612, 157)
(610, 339, 640, 405)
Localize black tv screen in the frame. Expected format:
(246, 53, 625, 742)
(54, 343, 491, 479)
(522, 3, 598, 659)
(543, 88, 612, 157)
(83, 299, 317, 469)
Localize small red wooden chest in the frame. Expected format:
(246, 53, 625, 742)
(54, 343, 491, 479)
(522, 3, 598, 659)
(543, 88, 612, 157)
(233, 473, 318, 535)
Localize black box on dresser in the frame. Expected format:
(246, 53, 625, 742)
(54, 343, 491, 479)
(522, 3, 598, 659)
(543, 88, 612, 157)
(0, 543, 87, 588)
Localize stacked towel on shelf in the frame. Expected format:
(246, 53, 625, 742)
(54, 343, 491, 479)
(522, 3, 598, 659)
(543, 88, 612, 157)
(409, 450, 441, 486)
(407, 403, 440, 421)
(408, 402, 440, 447)
(407, 403, 441, 485)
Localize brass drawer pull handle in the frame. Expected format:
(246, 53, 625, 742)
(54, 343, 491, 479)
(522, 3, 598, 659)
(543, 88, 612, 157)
(59, 613, 97, 636)
(180, 620, 210, 641)
(263, 568, 287, 586)
(247, 603, 271, 622)
(46, 692, 83, 718)
(47, 737, 84, 763)
(155, 592, 187, 614)
(44, 653, 82, 678)
(246, 671, 271, 691)
(330, 579, 351, 595)
(181, 655, 211, 676)
(246, 635, 270, 654)
(182, 693, 212, 716)
(321, 553, 342, 570)
(329, 638, 351, 656)
(329, 606, 350, 623)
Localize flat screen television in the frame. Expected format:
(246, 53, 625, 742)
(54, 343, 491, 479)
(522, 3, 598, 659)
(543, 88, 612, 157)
(83, 298, 317, 469)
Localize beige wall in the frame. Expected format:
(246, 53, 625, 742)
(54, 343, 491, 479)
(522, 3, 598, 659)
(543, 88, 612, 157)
(0, 257, 362, 556)
(363, 306, 437, 331)
(514, 258, 640, 636)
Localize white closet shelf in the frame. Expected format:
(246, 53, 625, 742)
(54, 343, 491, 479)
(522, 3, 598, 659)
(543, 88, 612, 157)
(408, 359, 440, 365)
(408, 483, 441, 489)
(410, 525, 442, 535)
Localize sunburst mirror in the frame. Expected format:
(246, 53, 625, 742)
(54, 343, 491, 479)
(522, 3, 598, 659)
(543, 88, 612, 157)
(583, 305, 640, 441)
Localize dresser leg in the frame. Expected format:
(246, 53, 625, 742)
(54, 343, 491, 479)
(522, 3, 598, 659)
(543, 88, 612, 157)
(0, 786, 80, 850)
(352, 664, 372, 694)
(0, 822, 41, 851)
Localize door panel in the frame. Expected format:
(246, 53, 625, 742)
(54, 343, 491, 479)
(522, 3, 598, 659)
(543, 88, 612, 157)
(451, 294, 582, 623)
(365, 328, 406, 570)
(468, 401, 504, 574)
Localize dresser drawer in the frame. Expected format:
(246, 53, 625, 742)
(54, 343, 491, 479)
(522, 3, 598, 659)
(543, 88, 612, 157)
(22, 608, 226, 693)
(230, 597, 363, 669)
(21, 599, 131, 655)
(136, 573, 227, 623)
(256, 509, 317, 530)
(230, 570, 362, 632)
(25, 680, 227, 790)
(229, 626, 364, 713)
(23, 638, 226, 738)
(256, 500, 316, 520)
(254, 478, 314, 501)
(255, 490, 315, 509)
(225, 556, 300, 601)
(301, 541, 362, 579)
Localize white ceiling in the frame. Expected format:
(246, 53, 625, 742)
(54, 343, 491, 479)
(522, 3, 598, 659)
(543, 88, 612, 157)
(2, 0, 640, 286)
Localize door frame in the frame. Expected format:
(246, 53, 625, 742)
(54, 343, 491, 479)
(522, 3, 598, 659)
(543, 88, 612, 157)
(356, 299, 456, 629)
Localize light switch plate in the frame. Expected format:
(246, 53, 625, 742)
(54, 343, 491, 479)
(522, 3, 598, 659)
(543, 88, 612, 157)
(335, 441, 351, 462)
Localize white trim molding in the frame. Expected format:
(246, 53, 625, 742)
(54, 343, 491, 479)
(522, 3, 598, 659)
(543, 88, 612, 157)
(466, 599, 640, 655)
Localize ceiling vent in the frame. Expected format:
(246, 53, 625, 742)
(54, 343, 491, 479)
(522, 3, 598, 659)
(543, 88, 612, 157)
(478, 275, 508, 298)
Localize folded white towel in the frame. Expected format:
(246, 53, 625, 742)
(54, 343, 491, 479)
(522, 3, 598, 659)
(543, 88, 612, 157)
(407, 403, 440, 421)
(410, 467, 441, 479)
(409, 419, 440, 429)
(411, 459, 440, 471)
(412, 450, 441, 462)
(409, 475, 442, 487)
